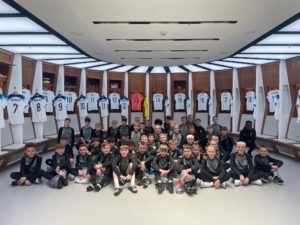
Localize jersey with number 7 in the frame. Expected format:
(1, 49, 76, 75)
(7, 94, 26, 125)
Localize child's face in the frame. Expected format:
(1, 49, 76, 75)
(236, 144, 246, 155)
(128, 145, 134, 152)
(134, 124, 139, 131)
(160, 150, 167, 157)
(159, 135, 167, 143)
(96, 124, 101, 130)
(140, 124, 145, 130)
(221, 130, 227, 136)
(140, 135, 148, 143)
(188, 127, 195, 133)
(93, 141, 100, 147)
(195, 120, 201, 126)
(120, 148, 129, 157)
(174, 126, 180, 133)
(146, 120, 151, 126)
(122, 135, 129, 141)
(112, 121, 117, 128)
(206, 147, 216, 159)
(79, 147, 88, 155)
(211, 136, 219, 143)
(207, 128, 213, 134)
(181, 118, 187, 124)
(64, 120, 70, 127)
(183, 148, 192, 158)
(122, 120, 127, 125)
(193, 148, 200, 156)
(210, 141, 217, 149)
(170, 121, 175, 128)
(138, 145, 147, 154)
(25, 147, 36, 158)
(187, 138, 194, 144)
(148, 135, 154, 143)
(169, 142, 177, 150)
(259, 147, 268, 157)
(155, 125, 161, 133)
(60, 139, 68, 146)
(213, 117, 218, 124)
(102, 145, 111, 155)
(84, 121, 90, 127)
(56, 147, 65, 155)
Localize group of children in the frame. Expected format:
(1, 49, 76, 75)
(10, 115, 284, 196)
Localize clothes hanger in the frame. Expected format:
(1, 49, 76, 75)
(13, 87, 18, 95)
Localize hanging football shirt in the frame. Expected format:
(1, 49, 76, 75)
(165, 96, 171, 116)
(87, 92, 99, 111)
(266, 89, 279, 113)
(43, 90, 55, 113)
(186, 97, 192, 115)
(296, 89, 300, 123)
(98, 95, 109, 117)
(0, 94, 7, 128)
(120, 96, 129, 118)
(77, 95, 88, 118)
(109, 92, 120, 110)
(143, 96, 149, 118)
(273, 92, 280, 120)
(197, 92, 209, 111)
(30, 94, 47, 123)
(245, 91, 256, 111)
(22, 88, 31, 113)
(130, 92, 144, 111)
(7, 94, 26, 125)
(65, 91, 77, 111)
(53, 95, 68, 120)
(153, 93, 164, 111)
(221, 92, 233, 111)
(174, 93, 186, 110)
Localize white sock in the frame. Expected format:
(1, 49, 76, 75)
(113, 177, 120, 188)
(130, 173, 136, 187)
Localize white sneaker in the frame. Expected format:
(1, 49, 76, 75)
(68, 174, 75, 181)
(234, 180, 242, 187)
(200, 181, 214, 188)
(221, 182, 227, 189)
(252, 179, 263, 186)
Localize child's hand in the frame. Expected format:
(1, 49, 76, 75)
(214, 179, 220, 189)
(69, 159, 74, 164)
(25, 180, 32, 186)
(271, 165, 278, 172)
(120, 175, 126, 181)
(240, 175, 245, 182)
(140, 164, 146, 172)
(126, 175, 132, 180)
(18, 177, 27, 185)
(78, 170, 83, 177)
(96, 169, 102, 176)
(186, 174, 193, 181)
(244, 178, 249, 185)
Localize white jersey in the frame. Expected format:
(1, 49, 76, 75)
(186, 98, 192, 115)
(43, 90, 55, 112)
(98, 96, 109, 117)
(197, 92, 209, 111)
(120, 97, 129, 118)
(153, 93, 164, 111)
(22, 88, 31, 113)
(30, 95, 47, 123)
(77, 96, 88, 118)
(174, 93, 186, 110)
(245, 91, 256, 111)
(53, 95, 68, 120)
(0, 94, 7, 128)
(7, 94, 26, 125)
(267, 90, 279, 113)
(109, 92, 120, 110)
(65, 91, 77, 111)
(87, 92, 99, 111)
(221, 92, 233, 111)
(296, 89, 300, 123)
(273, 92, 280, 120)
(165, 97, 171, 116)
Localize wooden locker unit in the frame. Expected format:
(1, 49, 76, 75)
(65, 66, 80, 95)
(87, 70, 103, 94)
(193, 71, 210, 114)
(0, 49, 13, 95)
(107, 72, 125, 112)
(214, 69, 233, 114)
(171, 73, 188, 114)
(42, 62, 58, 92)
(149, 73, 167, 122)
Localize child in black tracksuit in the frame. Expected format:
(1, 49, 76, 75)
(254, 146, 284, 184)
(219, 127, 233, 162)
(87, 143, 113, 192)
(73, 144, 92, 183)
(134, 142, 153, 188)
(230, 142, 265, 186)
(239, 121, 256, 156)
(168, 139, 182, 164)
(10, 143, 43, 186)
(151, 144, 175, 194)
(112, 145, 138, 196)
(176, 145, 200, 195)
(199, 145, 230, 189)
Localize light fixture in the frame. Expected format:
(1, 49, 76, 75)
(23, 54, 86, 60)
(199, 63, 230, 70)
(0, 1, 19, 13)
(110, 65, 135, 72)
(234, 53, 299, 59)
(169, 66, 187, 73)
(280, 19, 300, 32)
(0, 34, 65, 45)
(89, 64, 120, 71)
(183, 65, 207, 72)
(0, 17, 47, 32)
(151, 67, 166, 73)
(258, 34, 300, 45)
(45, 58, 96, 65)
(224, 57, 275, 64)
(69, 61, 108, 69)
(0, 46, 79, 54)
(130, 66, 149, 73)
(212, 60, 252, 68)
(243, 46, 300, 53)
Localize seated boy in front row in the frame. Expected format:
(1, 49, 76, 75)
(73, 144, 92, 184)
(151, 144, 175, 194)
(10, 143, 43, 186)
(112, 145, 138, 196)
(176, 145, 200, 195)
(198, 146, 230, 189)
(254, 146, 284, 184)
(87, 143, 113, 192)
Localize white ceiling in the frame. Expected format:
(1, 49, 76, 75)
(12, 0, 300, 66)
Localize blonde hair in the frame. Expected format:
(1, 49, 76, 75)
(186, 134, 194, 140)
(159, 144, 169, 152)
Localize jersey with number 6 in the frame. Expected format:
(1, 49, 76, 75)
(7, 94, 26, 125)
(30, 95, 47, 123)
(65, 91, 77, 111)
(77, 96, 88, 118)
(98, 96, 109, 117)
(153, 93, 164, 111)
(53, 96, 67, 120)
(109, 92, 120, 110)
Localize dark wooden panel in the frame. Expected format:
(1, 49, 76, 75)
(43, 62, 58, 74)
(87, 70, 103, 94)
(129, 73, 145, 94)
(149, 73, 167, 119)
(22, 57, 36, 90)
(262, 62, 279, 89)
(107, 72, 125, 96)
(193, 72, 210, 114)
(171, 73, 188, 113)
(64, 66, 80, 94)
(0, 49, 14, 65)
(215, 69, 233, 113)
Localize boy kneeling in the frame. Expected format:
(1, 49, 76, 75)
(176, 145, 200, 195)
(112, 145, 138, 196)
(199, 146, 230, 189)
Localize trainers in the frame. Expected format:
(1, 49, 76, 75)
(11, 181, 18, 186)
(35, 178, 41, 184)
(86, 185, 94, 192)
(200, 181, 214, 188)
(221, 182, 227, 189)
(128, 186, 138, 193)
(274, 176, 284, 185)
(114, 188, 123, 196)
(175, 187, 184, 194)
(62, 178, 68, 186)
(166, 181, 174, 194)
(234, 180, 242, 187)
(94, 184, 102, 192)
(157, 182, 165, 194)
(252, 179, 263, 186)
(142, 177, 151, 189)
(68, 174, 75, 181)
(136, 179, 143, 186)
(261, 177, 269, 183)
